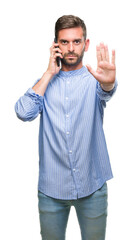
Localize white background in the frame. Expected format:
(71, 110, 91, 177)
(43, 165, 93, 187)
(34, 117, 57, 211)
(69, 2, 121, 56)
(0, 0, 132, 239)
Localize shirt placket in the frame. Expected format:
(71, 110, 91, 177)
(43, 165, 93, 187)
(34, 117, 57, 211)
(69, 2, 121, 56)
(65, 78, 72, 154)
(65, 76, 78, 198)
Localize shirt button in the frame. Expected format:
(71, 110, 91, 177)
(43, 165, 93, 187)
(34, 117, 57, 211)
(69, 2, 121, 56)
(73, 169, 76, 172)
(69, 150, 72, 153)
(66, 114, 69, 118)
(67, 81, 70, 84)
(65, 97, 69, 100)
(66, 131, 70, 135)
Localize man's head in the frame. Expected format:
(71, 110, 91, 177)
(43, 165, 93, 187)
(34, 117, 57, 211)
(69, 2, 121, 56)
(55, 15, 87, 41)
(55, 15, 89, 70)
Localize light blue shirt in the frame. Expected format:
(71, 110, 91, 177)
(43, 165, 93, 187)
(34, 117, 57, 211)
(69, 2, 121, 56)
(15, 66, 117, 200)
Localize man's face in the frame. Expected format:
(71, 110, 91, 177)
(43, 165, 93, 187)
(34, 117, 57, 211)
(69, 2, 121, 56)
(58, 27, 89, 67)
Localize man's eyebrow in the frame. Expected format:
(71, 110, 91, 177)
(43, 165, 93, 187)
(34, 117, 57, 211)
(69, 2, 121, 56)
(59, 39, 68, 42)
(74, 38, 82, 41)
(59, 38, 82, 42)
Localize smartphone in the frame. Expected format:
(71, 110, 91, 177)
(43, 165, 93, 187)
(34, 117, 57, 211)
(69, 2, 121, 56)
(54, 37, 60, 67)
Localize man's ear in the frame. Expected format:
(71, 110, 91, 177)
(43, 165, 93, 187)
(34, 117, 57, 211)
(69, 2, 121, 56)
(84, 39, 90, 52)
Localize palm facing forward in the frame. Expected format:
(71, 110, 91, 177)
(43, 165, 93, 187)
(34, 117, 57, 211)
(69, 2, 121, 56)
(86, 43, 116, 91)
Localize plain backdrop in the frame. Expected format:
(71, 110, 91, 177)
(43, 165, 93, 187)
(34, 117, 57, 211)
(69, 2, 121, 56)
(0, 0, 132, 239)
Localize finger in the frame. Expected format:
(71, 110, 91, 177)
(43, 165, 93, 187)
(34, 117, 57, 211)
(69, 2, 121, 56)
(50, 47, 62, 59)
(96, 45, 102, 65)
(50, 52, 63, 61)
(53, 40, 59, 46)
(50, 43, 55, 54)
(55, 52, 63, 58)
(52, 47, 62, 54)
(105, 45, 109, 62)
(100, 42, 106, 61)
(86, 64, 97, 78)
(111, 49, 115, 65)
(86, 64, 93, 73)
(50, 42, 59, 52)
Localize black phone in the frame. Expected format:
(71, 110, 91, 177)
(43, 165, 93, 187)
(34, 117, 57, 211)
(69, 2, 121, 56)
(54, 37, 60, 67)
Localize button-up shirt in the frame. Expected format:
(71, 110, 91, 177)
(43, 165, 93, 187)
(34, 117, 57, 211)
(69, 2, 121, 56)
(15, 66, 117, 200)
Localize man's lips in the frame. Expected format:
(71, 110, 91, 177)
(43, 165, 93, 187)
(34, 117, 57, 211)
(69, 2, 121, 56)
(66, 55, 77, 58)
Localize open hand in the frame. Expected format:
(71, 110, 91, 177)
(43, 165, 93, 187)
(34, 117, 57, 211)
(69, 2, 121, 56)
(86, 43, 116, 91)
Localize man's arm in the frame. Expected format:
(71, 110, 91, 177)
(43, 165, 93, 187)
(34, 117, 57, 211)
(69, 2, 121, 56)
(15, 42, 63, 121)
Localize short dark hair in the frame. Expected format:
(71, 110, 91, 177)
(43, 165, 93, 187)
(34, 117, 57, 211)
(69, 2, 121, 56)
(55, 15, 87, 40)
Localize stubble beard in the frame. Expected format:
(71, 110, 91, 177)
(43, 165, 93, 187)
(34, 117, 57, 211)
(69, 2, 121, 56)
(61, 48, 85, 67)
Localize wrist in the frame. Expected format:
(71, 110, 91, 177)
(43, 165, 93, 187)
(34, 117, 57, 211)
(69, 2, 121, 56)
(101, 82, 115, 92)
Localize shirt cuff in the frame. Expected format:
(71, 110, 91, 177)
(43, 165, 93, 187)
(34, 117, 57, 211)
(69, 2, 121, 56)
(96, 79, 118, 101)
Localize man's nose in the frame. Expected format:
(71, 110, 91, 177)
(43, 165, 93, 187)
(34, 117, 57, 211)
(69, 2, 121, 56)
(68, 42, 74, 52)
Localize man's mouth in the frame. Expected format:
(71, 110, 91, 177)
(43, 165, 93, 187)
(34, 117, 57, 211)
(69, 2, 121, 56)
(66, 55, 77, 58)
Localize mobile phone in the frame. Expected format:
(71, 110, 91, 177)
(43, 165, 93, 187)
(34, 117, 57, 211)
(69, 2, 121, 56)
(54, 37, 60, 67)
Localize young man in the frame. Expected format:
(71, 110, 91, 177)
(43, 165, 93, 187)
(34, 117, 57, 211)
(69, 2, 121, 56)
(15, 15, 117, 240)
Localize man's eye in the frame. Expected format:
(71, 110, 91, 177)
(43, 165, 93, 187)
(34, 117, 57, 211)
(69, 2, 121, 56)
(74, 40, 81, 44)
(61, 40, 68, 45)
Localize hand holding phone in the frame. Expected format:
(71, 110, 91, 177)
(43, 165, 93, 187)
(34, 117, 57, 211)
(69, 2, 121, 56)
(46, 40, 62, 77)
(54, 38, 61, 67)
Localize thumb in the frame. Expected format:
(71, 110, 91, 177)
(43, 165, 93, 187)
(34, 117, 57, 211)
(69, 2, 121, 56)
(86, 64, 94, 75)
(86, 64, 97, 78)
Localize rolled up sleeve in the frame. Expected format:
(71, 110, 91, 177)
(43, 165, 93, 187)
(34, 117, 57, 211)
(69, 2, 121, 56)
(15, 88, 43, 122)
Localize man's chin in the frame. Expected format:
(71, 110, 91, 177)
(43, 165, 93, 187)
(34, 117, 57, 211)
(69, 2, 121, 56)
(61, 58, 81, 67)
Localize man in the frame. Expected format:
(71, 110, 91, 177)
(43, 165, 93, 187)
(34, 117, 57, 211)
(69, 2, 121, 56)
(15, 15, 117, 240)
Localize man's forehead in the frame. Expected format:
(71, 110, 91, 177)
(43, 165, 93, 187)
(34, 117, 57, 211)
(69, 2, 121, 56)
(58, 27, 84, 40)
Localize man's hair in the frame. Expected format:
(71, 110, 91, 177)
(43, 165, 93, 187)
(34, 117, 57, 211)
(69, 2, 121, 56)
(55, 15, 87, 40)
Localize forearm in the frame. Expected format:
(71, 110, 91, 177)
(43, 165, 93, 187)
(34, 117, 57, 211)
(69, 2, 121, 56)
(32, 71, 54, 96)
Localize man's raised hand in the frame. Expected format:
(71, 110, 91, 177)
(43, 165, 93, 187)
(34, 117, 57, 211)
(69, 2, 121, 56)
(86, 43, 116, 91)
